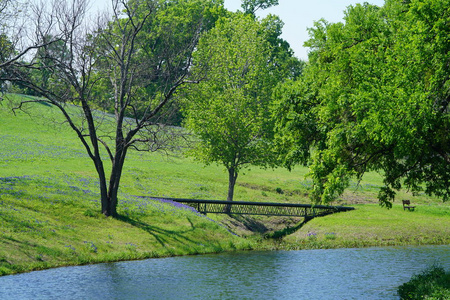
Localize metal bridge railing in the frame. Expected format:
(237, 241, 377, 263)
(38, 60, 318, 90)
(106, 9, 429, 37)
(147, 197, 354, 218)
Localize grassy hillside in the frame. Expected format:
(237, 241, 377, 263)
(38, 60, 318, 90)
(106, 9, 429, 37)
(0, 94, 449, 276)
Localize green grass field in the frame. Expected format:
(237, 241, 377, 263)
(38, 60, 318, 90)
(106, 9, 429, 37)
(1, 94, 449, 275)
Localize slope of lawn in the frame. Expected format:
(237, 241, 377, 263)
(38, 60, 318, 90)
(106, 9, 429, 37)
(0, 94, 449, 276)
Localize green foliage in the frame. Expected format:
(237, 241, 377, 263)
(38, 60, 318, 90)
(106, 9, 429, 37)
(183, 13, 277, 200)
(398, 265, 450, 300)
(31, 37, 70, 94)
(241, 0, 279, 15)
(274, 0, 450, 206)
(272, 78, 323, 168)
(260, 14, 305, 81)
(91, 0, 224, 125)
(0, 32, 12, 63)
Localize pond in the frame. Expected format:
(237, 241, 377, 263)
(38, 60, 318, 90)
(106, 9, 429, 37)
(1, 245, 449, 299)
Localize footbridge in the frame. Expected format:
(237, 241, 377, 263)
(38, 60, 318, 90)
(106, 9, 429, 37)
(149, 197, 354, 219)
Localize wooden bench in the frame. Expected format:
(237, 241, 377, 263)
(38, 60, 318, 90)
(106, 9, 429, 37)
(402, 200, 416, 211)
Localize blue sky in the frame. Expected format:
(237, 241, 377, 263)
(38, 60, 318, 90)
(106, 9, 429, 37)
(224, 0, 385, 60)
(91, 0, 386, 60)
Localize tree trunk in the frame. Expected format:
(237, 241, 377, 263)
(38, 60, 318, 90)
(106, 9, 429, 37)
(225, 167, 238, 214)
(101, 172, 122, 217)
(100, 146, 127, 217)
(90, 156, 110, 217)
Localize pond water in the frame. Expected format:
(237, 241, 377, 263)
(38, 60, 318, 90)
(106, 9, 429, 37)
(1, 245, 449, 299)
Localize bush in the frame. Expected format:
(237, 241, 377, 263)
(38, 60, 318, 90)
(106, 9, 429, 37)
(398, 265, 450, 300)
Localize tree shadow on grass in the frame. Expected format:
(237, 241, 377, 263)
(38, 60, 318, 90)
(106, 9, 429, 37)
(117, 215, 199, 248)
(228, 215, 269, 234)
(265, 217, 313, 239)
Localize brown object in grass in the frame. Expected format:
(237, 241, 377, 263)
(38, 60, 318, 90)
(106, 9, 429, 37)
(402, 200, 416, 211)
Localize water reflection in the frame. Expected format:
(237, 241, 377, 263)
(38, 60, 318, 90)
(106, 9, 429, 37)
(0, 245, 448, 299)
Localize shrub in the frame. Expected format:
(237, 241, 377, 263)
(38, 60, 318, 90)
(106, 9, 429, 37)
(275, 187, 284, 194)
(398, 265, 450, 300)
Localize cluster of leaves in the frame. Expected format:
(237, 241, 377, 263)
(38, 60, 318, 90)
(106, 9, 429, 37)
(184, 13, 274, 191)
(398, 265, 450, 300)
(182, 7, 301, 201)
(273, 0, 450, 206)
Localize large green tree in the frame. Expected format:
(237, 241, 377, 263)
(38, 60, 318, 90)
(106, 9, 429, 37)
(183, 13, 276, 204)
(274, 0, 450, 207)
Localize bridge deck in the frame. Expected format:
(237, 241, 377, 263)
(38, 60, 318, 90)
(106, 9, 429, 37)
(149, 197, 354, 218)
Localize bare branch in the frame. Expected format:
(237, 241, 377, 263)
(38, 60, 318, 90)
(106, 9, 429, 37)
(97, 137, 114, 162)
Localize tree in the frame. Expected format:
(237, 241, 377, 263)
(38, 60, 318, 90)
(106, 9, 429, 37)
(241, 0, 278, 15)
(183, 13, 276, 205)
(240, 0, 304, 80)
(89, 0, 224, 125)
(3, 0, 219, 217)
(0, 0, 61, 71)
(260, 14, 304, 81)
(0, 0, 23, 69)
(273, 0, 450, 207)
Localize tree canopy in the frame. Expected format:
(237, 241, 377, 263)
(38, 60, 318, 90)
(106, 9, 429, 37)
(183, 13, 277, 203)
(273, 0, 450, 207)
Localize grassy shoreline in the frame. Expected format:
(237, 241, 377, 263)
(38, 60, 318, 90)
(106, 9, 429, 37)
(0, 174, 448, 276)
(1, 95, 449, 276)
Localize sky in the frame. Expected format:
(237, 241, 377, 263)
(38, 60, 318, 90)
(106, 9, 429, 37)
(224, 0, 385, 60)
(91, 0, 386, 60)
